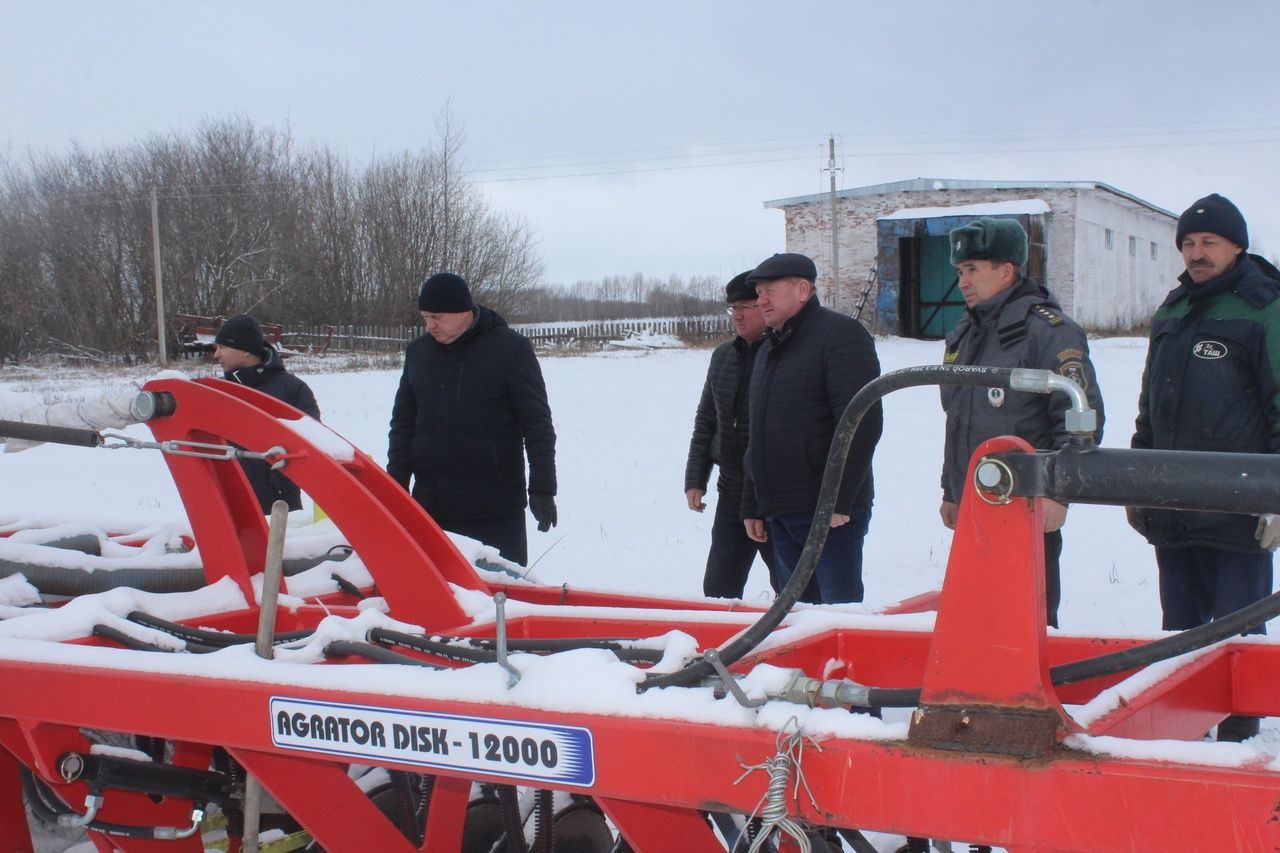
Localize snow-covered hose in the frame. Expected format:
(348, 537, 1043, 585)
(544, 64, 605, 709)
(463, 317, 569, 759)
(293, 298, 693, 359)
(0, 552, 345, 597)
(640, 365, 1050, 692)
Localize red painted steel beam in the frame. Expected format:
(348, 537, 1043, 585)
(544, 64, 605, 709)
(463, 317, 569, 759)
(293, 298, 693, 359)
(230, 749, 421, 852)
(1, 660, 1278, 850)
(1085, 646, 1233, 740)
(0, 734, 33, 853)
(594, 797, 725, 852)
(144, 378, 482, 630)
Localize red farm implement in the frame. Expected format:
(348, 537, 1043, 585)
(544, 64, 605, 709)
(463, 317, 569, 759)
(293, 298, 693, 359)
(1, 365, 1279, 852)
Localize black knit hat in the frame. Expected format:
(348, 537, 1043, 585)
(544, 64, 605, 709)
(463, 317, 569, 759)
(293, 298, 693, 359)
(214, 314, 265, 355)
(950, 217, 1028, 266)
(724, 270, 758, 303)
(418, 272, 476, 313)
(1176, 193, 1248, 250)
(746, 253, 818, 284)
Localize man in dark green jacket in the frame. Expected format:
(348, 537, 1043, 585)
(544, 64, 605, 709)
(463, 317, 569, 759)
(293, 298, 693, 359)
(940, 218, 1104, 628)
(685, 271, 777, 598)
(388, 273, 557, 567)
(1130, 193, 1280, 742)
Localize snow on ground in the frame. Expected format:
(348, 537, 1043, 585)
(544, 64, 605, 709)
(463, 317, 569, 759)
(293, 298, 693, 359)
(1, 337, 1161, 625)
(2, 336, 1276, 850)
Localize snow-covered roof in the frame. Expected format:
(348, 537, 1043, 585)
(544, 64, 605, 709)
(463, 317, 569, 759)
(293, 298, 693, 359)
(765, 178, 1177, 219)
(879, 198, 1051, 221)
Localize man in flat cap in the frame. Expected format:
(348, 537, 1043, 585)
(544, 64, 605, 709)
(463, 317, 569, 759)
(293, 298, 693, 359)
(940, 217, 1103, 628)
(213, 313, 320, 513)
(740, 252, 883, 604)
(1130, 193, 1280, 742)
(685, 270, 779, 598)
(387, 272, 557, 566)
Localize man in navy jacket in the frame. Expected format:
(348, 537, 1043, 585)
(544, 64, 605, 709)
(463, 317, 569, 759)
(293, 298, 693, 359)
(741, 253, 883, 604)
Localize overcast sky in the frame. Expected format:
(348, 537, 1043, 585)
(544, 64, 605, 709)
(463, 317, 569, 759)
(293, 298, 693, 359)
(4, 0, 1278, 286)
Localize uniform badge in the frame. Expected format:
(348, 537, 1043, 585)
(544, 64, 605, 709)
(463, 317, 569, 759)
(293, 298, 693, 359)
(1059, 361, 1088, 390)
(987, 387, 1005, 408)
(943, 350, 958, 364)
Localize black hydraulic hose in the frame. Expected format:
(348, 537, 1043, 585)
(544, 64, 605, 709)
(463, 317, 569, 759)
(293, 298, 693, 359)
(861, 580, 1280, 709)
(641, 365, 1021, 692)
(91, 623, 219, 655)
(323, 640, 443, 668)
(20, 766, 176, 839)
(455, 635, 664, 663)
(128, 610, 313, 647)
(372, 628, 500, 664)
(0, 418, 102, 447)
(1050, 586, 1280, 685)
(371, 628, 665, 665)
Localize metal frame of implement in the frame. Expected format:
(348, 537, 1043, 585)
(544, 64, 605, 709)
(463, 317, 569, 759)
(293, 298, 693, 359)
(0, 376, 1277, 852)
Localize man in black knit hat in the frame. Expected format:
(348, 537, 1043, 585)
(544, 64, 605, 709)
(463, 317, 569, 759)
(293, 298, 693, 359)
(1130, 193, 1280, 743)
(387, 272, 557, 566)
(213, 314, 320, 513)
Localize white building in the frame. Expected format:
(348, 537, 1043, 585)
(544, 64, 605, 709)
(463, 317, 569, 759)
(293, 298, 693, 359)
(764, 178, 1181, 337)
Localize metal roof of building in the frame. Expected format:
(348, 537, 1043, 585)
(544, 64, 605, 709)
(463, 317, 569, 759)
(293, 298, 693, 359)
(764, 178, 1177, 219)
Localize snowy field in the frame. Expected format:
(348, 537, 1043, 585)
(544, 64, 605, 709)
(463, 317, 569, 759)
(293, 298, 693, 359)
(2, 334, 1276, 851)
(0, 336, 1166, 629)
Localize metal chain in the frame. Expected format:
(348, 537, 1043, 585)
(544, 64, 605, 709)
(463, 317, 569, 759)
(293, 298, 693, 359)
(100, 432, 287, 466)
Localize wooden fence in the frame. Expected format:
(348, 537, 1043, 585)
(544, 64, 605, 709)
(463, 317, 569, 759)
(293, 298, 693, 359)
(284, 315, 731, 354)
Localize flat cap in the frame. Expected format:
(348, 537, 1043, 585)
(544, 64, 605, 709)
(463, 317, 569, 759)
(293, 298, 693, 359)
(746, 252, 817, 284)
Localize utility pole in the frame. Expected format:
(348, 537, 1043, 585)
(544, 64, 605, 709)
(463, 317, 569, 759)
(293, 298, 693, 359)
(825, 135, 843, 312)
(150, 187, 168, 367)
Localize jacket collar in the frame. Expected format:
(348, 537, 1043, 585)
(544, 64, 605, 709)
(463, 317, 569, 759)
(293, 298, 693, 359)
(765, 293, 821, 347)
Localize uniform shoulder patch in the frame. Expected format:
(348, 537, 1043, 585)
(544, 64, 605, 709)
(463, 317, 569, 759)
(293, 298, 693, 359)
(1059, 360, 1088, 390)
(942, 349, 959, 364)
(1030, 303, 1065, 326)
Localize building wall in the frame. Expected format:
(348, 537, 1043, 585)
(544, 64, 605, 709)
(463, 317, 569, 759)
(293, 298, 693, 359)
(1071, 191, 1180, 329)
(778, 185, 1176, 332)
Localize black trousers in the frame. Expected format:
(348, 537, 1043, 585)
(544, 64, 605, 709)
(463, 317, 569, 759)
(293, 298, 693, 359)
(703, 497, 778, 599)
(439, 511, 528, 567)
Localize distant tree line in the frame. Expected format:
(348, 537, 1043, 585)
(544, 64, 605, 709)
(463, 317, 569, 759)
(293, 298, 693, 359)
(517, 273, 725, 322)
(0, 113, 540, 362)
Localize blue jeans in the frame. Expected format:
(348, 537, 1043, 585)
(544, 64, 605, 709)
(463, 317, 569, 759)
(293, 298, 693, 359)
(767, 505, 872, 604)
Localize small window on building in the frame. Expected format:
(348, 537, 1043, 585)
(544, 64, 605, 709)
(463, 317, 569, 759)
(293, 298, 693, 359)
(1150, 241, 1158, 260)
(1129, 236, 1137, 256)
(1105, 229, 1114, 250)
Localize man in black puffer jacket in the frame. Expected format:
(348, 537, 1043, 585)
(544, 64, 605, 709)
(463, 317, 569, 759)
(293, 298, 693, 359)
(213, 314, 321, 513)
(388, 273, 557, 566)
(685, 270, 778, 598)
(741, 253, 883, 604)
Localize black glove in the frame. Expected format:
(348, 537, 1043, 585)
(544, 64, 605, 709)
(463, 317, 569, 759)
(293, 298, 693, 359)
(529, 493, 557, 532)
